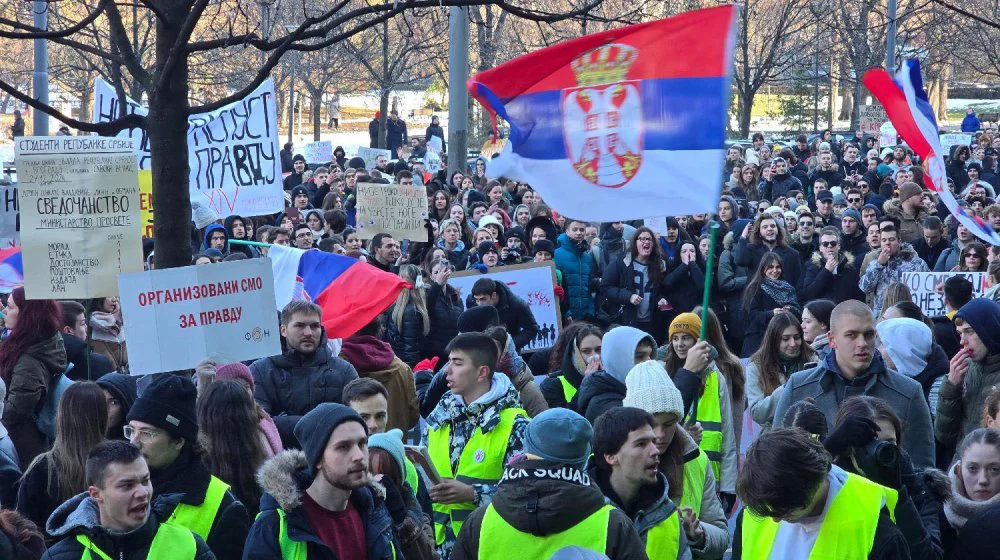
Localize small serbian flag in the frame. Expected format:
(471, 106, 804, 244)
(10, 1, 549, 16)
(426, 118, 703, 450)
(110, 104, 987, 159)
(864, 60, 1000, 245)
(0, 246, 22, 293)
(267, 245, 408, 339)
(468, 6, 738, 221)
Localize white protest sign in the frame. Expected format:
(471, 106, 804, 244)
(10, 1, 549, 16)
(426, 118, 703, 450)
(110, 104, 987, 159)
(427, 135, 443, 154)
(15, 137, 143, 299)
(118, 258, 281, 375)
(879, 122, 898, 149)
(643, 217, 669, 237)
(424, 151, 442, 174)
(939, 133, 972, 150)
(902, 271, 987, 317)
(0, 181, 18, 248)
(302, 140, 333, 164)
(357, 147, 391, 169)
(450, 261, 562, 352)
(355, 182, 428, 240)
(93, 78, 283, 217)
(860, 105, 887, 135)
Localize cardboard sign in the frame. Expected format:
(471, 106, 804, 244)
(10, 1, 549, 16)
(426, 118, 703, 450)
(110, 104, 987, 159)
(93, 78, 283, 217)
(902, 271, 987, 316)
(118, 258, 281, 375)
(879, 122, 898, 149)
(859, 105, 887, 135)
(939, 133, 973, 150)
(357, 147, 391, 169)
(355, 182, 428, 240)
(302, 140, 333, 164)
(0, 181, 18, 248)
(15, 136, 143, 299)
(138, 170, 153, 239)
(450, 261, 562, 352)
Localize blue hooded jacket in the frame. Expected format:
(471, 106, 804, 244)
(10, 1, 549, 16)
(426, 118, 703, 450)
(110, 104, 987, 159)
(961, 110, 982, 133)
(202, 223, 228, 253)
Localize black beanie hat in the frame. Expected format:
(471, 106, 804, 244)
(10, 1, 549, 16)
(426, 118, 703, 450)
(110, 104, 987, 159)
(458, 305, 500, 333)
(348, 156, 366, 170)
(96, 373, 138, 418)
(126, 374, 198, 442)
(292, 154, 306, 164)
(533, 239, 555, 255)
(294, 403, 367, 478)
(291, 186, 310, 200)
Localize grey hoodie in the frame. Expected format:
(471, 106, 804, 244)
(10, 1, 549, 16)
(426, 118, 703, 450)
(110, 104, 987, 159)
(576, 327, 655, 424)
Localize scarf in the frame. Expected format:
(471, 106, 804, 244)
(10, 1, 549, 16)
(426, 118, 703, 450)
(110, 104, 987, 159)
(90, 311, 124, 343)
(760, 278, 798, 307)
(944, 464, 1000, 529)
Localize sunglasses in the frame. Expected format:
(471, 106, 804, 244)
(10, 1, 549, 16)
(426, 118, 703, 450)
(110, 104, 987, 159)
(798, 220, 814, 226)
(965, 253, 981, 258)
(820, 241, 839, 248)
(848, 197, 862, 203)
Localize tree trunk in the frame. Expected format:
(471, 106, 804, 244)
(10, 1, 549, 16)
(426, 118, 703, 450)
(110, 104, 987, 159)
(149, 4, 193, 269)
(939, 64, 950, 122)
(737, 89, 753, 138)
(311, 91, 322, 141)
(78, 81, 93, 131)
(839, 80, 854, 122)
(379, 89, 390, 149)
(828, 69, 838, 130)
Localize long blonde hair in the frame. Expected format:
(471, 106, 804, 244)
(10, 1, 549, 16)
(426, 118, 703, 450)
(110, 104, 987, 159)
(393, 264, 430, 335)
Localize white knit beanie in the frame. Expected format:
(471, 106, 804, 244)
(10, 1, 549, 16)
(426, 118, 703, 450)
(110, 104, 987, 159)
(622, 361, 684, 418)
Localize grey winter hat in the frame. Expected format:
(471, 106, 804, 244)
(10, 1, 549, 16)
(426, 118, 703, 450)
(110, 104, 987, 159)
(841, 208, 862, 225)
(294, 403, 367, 478)
(523, 408, 593, 470)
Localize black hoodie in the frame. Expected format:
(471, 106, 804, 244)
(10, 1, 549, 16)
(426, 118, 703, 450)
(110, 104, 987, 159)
(62, 333, 114, 382)
(95, 372, 137, 440)
(452, 459, 646, 560)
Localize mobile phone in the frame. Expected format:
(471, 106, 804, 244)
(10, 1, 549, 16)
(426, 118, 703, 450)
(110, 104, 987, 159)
(401, 239, 410, 254)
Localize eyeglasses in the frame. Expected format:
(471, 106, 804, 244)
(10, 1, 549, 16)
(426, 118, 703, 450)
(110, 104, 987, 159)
(124, 426, 162, 444)
(848, 197, 862, 203)
(798, 221, 813, 226)
(637, 237, 654, 243)
(820, 241, 839, 248)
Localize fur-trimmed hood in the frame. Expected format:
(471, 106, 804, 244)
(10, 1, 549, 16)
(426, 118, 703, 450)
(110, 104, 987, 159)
(916, 467, 952, 503)
(809, 250, 856, 268)
(256, 449, 385, 512)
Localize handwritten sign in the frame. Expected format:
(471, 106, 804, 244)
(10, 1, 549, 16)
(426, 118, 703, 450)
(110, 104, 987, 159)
(15, 136, 143, 299)
(450, 261, 562, 352)
(0, 181, 18, 248)
(357, 147, 391, 169)
(860, 105, 887, 135)
(902, 271, 987, 316)
(424, 151, 442, 174)
(643, 217, 669, 238)
(939, 133, 973, 150)
(427, 135, 443, 154)
(302, 140, 333, 164)
(138, 170, 153, 238)
(118, 258, 281, 375)
(355, 182, 428, 240)
(93, 78, 283, 217)
(879, 122, 898, 149)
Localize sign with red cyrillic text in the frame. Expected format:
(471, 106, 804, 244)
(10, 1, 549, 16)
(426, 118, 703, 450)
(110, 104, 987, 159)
(118, 258, 280, 374)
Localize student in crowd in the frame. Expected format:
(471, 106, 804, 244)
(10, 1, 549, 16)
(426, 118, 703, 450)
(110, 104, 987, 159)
(212, 362, 282, 457)
(384, 264, 431, 367)
(367, 429, 437, 560)
(57, 301, 113, 382)
(800, 298, 835, 361)
(540, 323, 604, 411)
(746, 312, 815, 428)
(740, 253, 800, 357)
(577, 326, 657, 424)
(95, 373, 137, 442)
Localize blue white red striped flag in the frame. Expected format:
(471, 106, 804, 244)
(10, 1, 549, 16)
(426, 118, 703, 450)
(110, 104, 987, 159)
(864, 60, 1000, 245)
(468, 6, 739, 221)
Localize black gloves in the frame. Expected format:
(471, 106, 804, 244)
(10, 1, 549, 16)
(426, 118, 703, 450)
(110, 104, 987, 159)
(382, 477, 407, 525)
(823, 416, 879, 457)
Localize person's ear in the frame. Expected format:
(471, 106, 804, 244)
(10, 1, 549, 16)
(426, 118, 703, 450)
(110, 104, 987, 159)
(88, 485, 103, 504)
(478, 364, 492, 381)
(603, 453, 620, 468)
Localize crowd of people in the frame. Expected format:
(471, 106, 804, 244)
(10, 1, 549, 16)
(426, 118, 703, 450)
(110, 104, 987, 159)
(3, 126, 1000, 559)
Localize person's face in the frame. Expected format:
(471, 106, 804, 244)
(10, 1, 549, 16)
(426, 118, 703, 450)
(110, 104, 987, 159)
(671, 333, 696, 359)
(534, 251, 552, 262)
(801, 308, 825, 343)
(103, 388, 123, 429)
(474, 230, 493, 246)
(446, 349, 489, 398)
(829, 313, 877, 374)
(797, 217, 814, 237)
(341, 233, 358, 251)
(774, 160, 787, 174)
(126, 420, 182, 469)
(477, 160, 486, 173)
(449, 206, 465, 224)
(991, 213, 1000, 231)
(375, 155, 388, 168)
(764, 261, 782, 280)
(461, 177, 474, 190)
(698, 238, 710, 259)
(209, 231, 226, 249)
(294, 160, 305, 173)
(958, 224, 973, 242)
(797, 139, 808, 150)
(89, 458, 152, 533)
(880, 231, 900, 257)
(727, 146, 741, 161)
(817, 198, 833, 215)
(231, 219, 246, 239)
(434, 193, 448, 210)
(273, 233, 290, 246)
(960, 443, 1000, 502)
(964, 249, 984, 270)
(834, 203, 847, 218)
(294, 229, 313, 249)
(820, 153, 832, 167)
(785, 215, 797, 232)
(530, 228, 546, 246)
(485, 224, 500, 240)
(718, 201, 733, 221)
(442, 224, 460, 244)
(753, 137, 764, 148)
(742, 166, 755, 182)
(847, 192, 863, 209)
(665, 226, 678, 243)
(399, 176, 414, 187)
(567, 222, 586, 242)
(759, 146, 771, 160)
(315, 171, 329, 185)
(957, 320, 990, 361)
(330, 167, 342, 181)
(294, 194, 309, 209)
(307, 214, 322, 230)
(577, 334, 602, 364)
(922, 227, 942, 247)
(636, 232, 655, 258)
(481, 250, 499, 266)
(345, 173, 357, 188)
(378, 237, 400, 262)
(778, 325, 803, 357)
(651, 412, 679, 455)
(281, 311, 322, 354)
(845, 148, 858, 163)
(894, 147, 905, 160)
(634, 342, 653, 364)
(874, 418, 898, 446)
(515, 207, 530, 225)
(820, 234, 840, 259)
(317, 422, 369, 490)
(522, 190, 536, 205)
(680, 243, 696, 262)
(452, 173, 465, 186)
(349, 394, 388, 435)
(759, 218, 778, 242)
(604, 425, 660, 487)
(676, 216, 689, 229)
(63, 311, 87, 339)
(867, 224, 881, 249)
(859, 207, 876, 229)
(841, 216, 858, 235)
(194, 255, 212, 265)
(472, 206, 487, 224)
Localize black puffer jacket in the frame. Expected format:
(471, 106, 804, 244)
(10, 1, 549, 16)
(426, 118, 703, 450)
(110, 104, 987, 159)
(798, 252, 865, 304)
(757, 171, 802, 201)
(384, 301, 425, 367)
(423, 282, 462, 364)
(600, 253, 669, 329)
(250, 331, 359, 444)
(576, 372, 626, 425)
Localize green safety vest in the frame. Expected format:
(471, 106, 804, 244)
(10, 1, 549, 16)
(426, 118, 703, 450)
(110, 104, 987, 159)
(680, 449, 709, 516)
(683, 370, 723, 482)
(167, 475, 229, 540)
(558, 375, 577, 403)
(403, 457, 419, 499)
(269, 506, 398, 560)
(427, 406, 527, 546)
(642, 506, 683, 560)
(740, 472, 898, 560)
(75, 521, 197, 559)
(478, 503, 613, 558)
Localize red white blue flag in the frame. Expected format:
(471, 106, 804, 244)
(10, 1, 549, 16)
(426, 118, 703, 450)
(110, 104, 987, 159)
(864, 60, 1000, 245)
(468, 6, 738, 221)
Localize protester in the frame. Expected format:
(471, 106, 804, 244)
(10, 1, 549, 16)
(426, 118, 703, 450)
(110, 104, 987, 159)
(601, 226, 670, 342)
(17, 382, 107, 539)
(746, 312, 815, 428)
(800, 298, 835, 361)
(577, 326, 656, 424)
(57, 301, 112, 382)
(42, 441, 214, 560)
(859, 224, 930, 318)
(384, 264, 430, 367)
(799, 226, 865, 304)
(554, 218, 596, 321)
(877, 317, 949, 405)
(0, 288, 67, 469)
(740, 253, 800, 357)
(424, 256, 463, 364)
(367, 429, 437, 560)
(944, 428, 1000, 533)
(212, 362, 282, 457)
(539, 323, 604, 410)
(95, 372, 137, 442)
(468, 277, 539, 351)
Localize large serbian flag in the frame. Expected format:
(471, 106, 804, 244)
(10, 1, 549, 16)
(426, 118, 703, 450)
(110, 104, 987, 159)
(468, 6, 738, 221)
(267, 245, 408, 339)
(864, 60, 1000, 245)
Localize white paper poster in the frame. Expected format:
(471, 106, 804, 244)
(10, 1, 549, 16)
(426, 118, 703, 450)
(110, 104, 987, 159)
(357, 147, 391, 169)
(449, 262, 562, 351)
(902, 271, 987, 317)
(93, 77, 283, 217)
(15, 136, 143, 299)
(118, 258, 281, 375)
(939, 133, 973, 150)
(0, 181, 18, 248)
(302, 140, 333, 164)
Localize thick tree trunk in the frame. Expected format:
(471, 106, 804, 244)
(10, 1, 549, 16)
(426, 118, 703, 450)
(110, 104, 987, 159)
(149, 5, 193, 269)
(379, 89, 390, 149)
(839, 80, 854, 122)
(737, 89, 753, 138)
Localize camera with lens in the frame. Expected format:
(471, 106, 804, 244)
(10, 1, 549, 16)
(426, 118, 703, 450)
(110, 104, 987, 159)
(853, 439, 900, 485)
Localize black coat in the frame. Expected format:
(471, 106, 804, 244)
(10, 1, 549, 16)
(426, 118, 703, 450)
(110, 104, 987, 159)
(539, 340, 587, 411)
(425, 124, 446, 152)
(15, 454, 61, 542)
(734, 239, 803, 287)
(464, 281, 539, 351)
(798, 253, 865, 304)
(384, 301, 425, 367)
(950, 502, 1000, 560)
(62, 333, 114, 381)
(423, 282, 462, 363)
(741, 288, 800, 358)
(600, 254, 669, 330)
(662, 260, 706, 317)
(369, 118, 379, 148)
(576, 372, 626, 425)
(386, 118, 408, 153)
